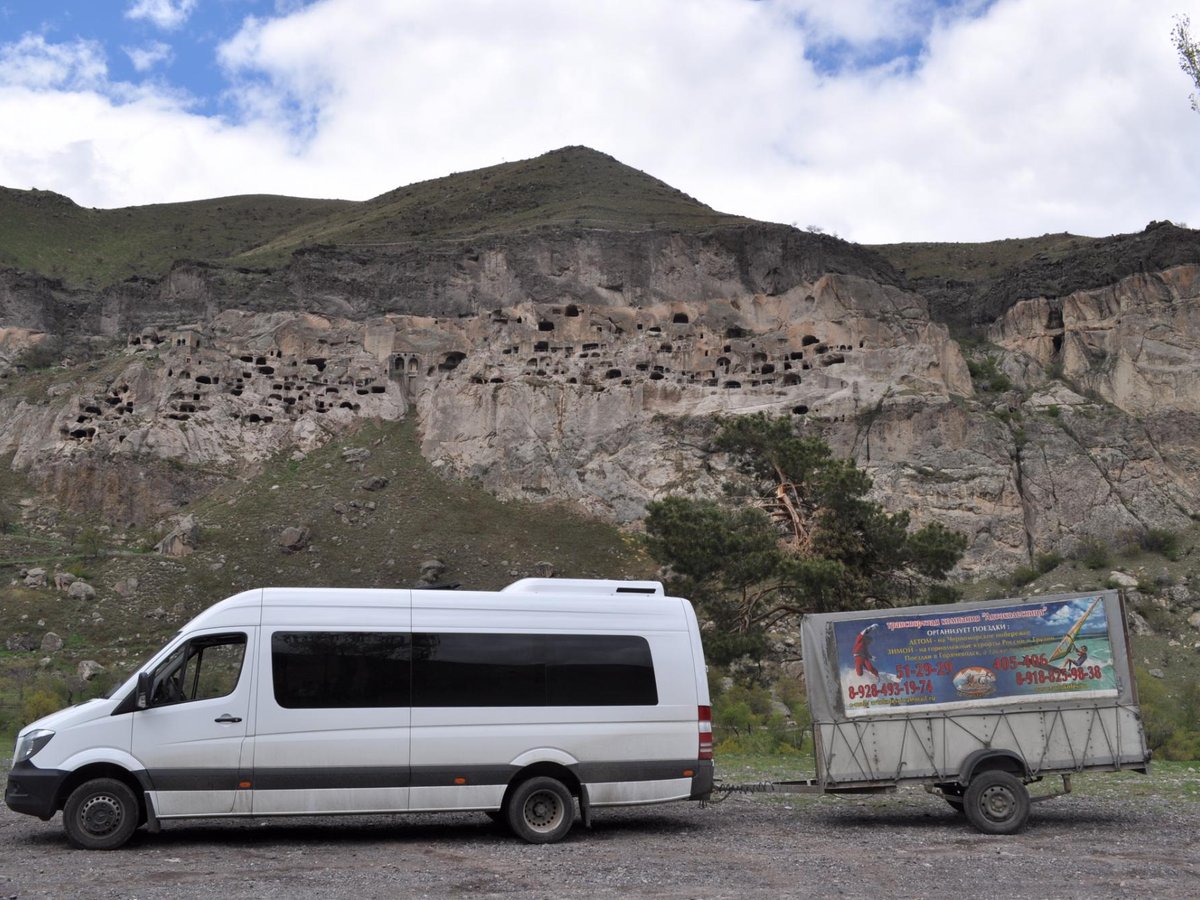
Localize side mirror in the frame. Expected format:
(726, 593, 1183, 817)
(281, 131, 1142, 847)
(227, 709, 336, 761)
(136, 672, 152, 710)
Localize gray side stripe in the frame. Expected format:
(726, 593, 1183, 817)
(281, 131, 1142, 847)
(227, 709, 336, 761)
(145, 759, 709, 792)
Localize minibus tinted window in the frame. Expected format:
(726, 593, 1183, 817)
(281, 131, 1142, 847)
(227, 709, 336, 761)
(413, 633, 657, 707)
(272, 632, 411, 708)
(545, 634, 658, 706)
(414, 633, 544, 706)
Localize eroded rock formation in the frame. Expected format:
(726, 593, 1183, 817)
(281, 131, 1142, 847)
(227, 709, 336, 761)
(1, 220, 1198, 576)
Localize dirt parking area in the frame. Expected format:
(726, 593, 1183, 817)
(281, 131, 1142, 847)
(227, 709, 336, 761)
(3, 775, 1199, 900)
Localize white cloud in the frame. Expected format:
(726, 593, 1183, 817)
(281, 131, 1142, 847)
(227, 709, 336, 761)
(125, 0, 198, 31)
(0, 34, 107, 90)
(774, 0, 930, 52)
(2, 0, 1199, 243)
(124, 40, 173, 73)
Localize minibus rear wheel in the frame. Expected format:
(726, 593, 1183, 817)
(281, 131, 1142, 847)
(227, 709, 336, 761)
(63, 778, 140, 850)
(506, 776, 575, 844)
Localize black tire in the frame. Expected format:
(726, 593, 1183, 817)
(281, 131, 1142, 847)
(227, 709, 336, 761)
(963, 770, 1030, 835)
(63, 778, 140, 850)
(505, 776, 575, 844)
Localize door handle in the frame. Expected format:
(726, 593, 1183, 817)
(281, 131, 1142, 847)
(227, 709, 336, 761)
(214, 714, 242, 724)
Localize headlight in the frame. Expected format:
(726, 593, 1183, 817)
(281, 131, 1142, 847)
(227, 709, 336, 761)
(12, 728, 54, 765)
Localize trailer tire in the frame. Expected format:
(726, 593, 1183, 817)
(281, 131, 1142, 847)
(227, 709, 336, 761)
(63, 778, 140, 850)
(506, 776, 575, 844)
(963, 770, 1030, 835)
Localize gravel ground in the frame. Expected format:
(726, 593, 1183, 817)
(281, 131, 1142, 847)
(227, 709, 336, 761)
(2, 778, 1198, 900)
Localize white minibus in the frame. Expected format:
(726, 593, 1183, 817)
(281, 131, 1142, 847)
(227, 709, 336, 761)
(6, 579, 713, 849)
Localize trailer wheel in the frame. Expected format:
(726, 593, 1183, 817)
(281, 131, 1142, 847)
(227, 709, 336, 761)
(63, 778, 140, 850)
(506, 776, 575, 844)
(963, 770, 1030, 835)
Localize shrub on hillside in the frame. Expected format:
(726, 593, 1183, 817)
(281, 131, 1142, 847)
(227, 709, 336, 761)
(1071, 536, 1112, 570)
(1139, 527, 1183, 561)
(1136, 667, 1200, 760)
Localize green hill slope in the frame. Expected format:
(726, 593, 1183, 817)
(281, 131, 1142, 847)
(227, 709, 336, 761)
(0, 147, 746, 288)
(232, 146, 748, 265)
(0, 188, 352, 288)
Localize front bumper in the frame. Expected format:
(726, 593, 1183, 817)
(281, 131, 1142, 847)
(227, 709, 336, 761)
(5, 760, 67, 820)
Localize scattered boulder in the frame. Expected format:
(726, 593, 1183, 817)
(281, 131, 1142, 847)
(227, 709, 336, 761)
(358, 475, 389, 492)
(279, 526, 311, 553)
(6, 634, 36, 651)
(53, 572, 76, 591)
(40, 632, 63, 653)
(1127, 609, 1153, 636)
(341, 447, 370, 464)
(77, 660, 106, 681)
(1108, 571, 1139, 589)
(1148, 668, 1166, 679)
(68, 580, 97, 601)
(156, 514, 199, 557)
(534, 561, 555, 578)
(23, 567, 47, 588)
(1168, 585, 1199, 610)
(417, 559, 447, 586)
(113, 577, 139, 598)
(1187, 610, 1200, 630)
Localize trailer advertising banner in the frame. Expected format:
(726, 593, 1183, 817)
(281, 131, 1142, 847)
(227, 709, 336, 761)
(833, 595, 1119, 717)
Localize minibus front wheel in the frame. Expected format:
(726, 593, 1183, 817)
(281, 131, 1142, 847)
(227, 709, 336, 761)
(506, 776, 575, 844)
(62, 778, 140, 850)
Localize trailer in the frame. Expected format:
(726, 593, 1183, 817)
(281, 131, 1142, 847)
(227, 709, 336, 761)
(720, 590, 1150, 834)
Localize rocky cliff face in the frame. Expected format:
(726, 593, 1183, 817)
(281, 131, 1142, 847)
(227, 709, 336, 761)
(1, 217, 1198, 575)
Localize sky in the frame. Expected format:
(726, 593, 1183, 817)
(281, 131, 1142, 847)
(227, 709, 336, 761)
(1, 0, 1199, 243)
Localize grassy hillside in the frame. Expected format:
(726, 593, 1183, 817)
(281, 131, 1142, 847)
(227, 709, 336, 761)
(231, 146, 748, 266)
(0, 147, 745, 289)
(872, 233, 1098, 282)
(0, 188, 352, 288)
(873, 221, 1200, 334)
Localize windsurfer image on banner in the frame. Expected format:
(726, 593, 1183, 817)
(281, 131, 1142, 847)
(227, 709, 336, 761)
(1049, 596, 1101, 665)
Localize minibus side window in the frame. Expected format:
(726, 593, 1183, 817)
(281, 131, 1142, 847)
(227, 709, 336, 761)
(412, 633, 657, 707)
(150, 633, 247, 706)
(272, 631, 411, 708)
(413, 633, 544, 707)
(547, 635, 658, 706)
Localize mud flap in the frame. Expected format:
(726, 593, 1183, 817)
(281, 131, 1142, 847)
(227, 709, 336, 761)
(143, 792, 161, 834)
(579, 784, 592, 829)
